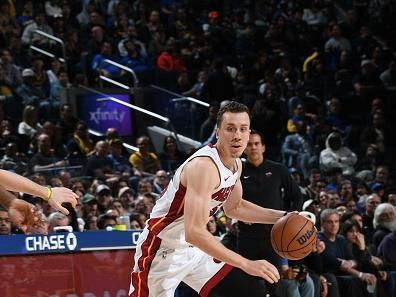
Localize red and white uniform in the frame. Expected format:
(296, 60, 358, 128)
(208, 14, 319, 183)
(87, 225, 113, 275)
(129, 145, 239, 297)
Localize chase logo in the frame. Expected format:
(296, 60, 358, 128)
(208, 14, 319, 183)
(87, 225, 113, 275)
(25, 233, 77, 252)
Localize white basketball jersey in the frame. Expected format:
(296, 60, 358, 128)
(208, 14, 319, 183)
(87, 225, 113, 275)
(146, 145, 239, 248)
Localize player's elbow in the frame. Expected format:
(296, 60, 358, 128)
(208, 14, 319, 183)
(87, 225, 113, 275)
(223, 201, 241, 218)
(185, 226, 205, 246)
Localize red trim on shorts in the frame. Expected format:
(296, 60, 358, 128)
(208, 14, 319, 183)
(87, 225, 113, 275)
(148, 184, 186, 234)
(130, 232, 162, 297)
(199, 264, 233, 297)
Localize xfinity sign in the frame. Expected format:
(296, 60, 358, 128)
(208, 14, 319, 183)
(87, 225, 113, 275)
(81, 93, 132, 136)
(26, 233, 77, 252)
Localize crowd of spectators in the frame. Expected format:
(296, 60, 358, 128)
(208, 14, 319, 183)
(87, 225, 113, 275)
(1, 0, 396, 296)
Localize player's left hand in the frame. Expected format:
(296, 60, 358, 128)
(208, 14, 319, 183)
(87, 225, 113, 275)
(48, 187, 79, 215)
(8, 199, 48, 235)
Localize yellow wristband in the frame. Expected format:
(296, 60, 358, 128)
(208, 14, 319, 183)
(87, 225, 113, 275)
(44, 186, 52, 201)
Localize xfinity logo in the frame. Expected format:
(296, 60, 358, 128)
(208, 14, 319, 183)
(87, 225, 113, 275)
(25, 233, 77, 252)
(89, 108, 125, 124)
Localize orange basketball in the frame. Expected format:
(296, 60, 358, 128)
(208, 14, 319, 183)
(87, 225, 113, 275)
(271, 213, 317, 260)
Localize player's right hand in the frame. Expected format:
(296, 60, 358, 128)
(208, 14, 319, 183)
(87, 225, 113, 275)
(242, 259, 280, 283)
(48, 187, 79, 215)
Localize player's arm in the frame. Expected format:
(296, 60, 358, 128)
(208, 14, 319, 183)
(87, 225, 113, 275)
(183, 158, 280, 283)
(0, 169, 78, 214)
(223, 179, 285, 224)
(223, 161, 286, 224)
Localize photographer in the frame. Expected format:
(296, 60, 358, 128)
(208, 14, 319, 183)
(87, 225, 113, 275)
(279, 258, 315, 297)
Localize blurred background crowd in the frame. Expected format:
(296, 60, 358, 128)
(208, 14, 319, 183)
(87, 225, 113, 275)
(1, 0, 396, 296)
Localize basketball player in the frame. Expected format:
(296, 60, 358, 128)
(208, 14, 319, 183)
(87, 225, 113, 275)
(0, 169, 78, 233)
(129, 102, 288, 297)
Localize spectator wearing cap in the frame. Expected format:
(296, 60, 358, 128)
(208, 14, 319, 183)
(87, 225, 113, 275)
(15, 68, 46, 107)
(371, 182, 386, 201)
(80, 193, 98, 220)
(118, 186, 135, 212)
(320, 132, 357, 176)
(95, 184, 113, 214)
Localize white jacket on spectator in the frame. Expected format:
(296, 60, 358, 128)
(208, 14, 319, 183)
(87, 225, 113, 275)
(320, 132, 357, 176)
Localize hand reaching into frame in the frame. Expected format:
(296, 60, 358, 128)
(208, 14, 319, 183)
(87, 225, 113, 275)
(8, 199, 48, 234)
(47, 187, 79, 215)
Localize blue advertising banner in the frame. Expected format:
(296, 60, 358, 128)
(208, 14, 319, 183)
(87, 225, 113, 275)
(81, 93, 132, 136)
(0, 230, 141, 256)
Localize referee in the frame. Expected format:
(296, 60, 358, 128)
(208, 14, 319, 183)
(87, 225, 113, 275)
(238, 131, 303, 294)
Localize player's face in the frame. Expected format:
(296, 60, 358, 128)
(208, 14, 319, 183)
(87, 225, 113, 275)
(217, 112, 250, 158)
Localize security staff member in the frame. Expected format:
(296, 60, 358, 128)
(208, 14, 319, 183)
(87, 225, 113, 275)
(238, 131, 303, 267)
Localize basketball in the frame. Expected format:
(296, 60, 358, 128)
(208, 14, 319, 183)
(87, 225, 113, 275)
(271, 213, 317, 260)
